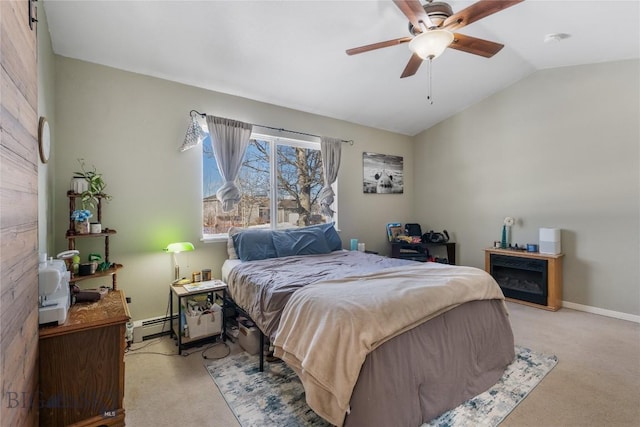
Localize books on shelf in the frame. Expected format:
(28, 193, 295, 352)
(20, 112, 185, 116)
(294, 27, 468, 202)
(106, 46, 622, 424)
(386, 222, 403, 242)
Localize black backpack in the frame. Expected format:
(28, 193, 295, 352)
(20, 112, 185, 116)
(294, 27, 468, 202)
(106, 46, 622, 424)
(404, 223, 422, 237)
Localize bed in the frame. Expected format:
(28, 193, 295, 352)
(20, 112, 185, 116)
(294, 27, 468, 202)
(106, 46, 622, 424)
(223, 224, 515, 427)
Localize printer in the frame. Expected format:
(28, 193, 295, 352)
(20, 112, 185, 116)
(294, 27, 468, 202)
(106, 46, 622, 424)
(38, 258, 71, 325)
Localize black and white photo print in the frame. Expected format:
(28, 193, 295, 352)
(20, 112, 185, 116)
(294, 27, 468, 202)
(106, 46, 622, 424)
(362, 152, 404, 194)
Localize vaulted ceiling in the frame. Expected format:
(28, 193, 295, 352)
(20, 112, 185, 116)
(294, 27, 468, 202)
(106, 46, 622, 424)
(44, 0, 640, 136)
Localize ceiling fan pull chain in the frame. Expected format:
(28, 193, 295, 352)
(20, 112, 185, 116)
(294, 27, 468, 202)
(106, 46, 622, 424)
(427, 57, 434, 105)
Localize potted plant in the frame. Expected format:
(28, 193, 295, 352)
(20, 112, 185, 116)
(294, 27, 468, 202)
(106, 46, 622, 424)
(72, 158, 112, 210)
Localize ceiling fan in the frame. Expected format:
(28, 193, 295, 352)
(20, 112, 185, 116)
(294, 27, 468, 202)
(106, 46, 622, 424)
(346, 0, 524, 78)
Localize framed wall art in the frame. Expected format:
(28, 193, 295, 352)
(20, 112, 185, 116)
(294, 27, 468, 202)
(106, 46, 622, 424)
(362, 152, 404, 194)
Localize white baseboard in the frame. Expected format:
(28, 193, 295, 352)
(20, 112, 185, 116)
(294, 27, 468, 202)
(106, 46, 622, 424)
(562, 301, 640, 324)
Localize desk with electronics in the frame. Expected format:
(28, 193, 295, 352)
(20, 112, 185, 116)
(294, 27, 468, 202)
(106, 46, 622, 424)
(387, 222, 456, 265)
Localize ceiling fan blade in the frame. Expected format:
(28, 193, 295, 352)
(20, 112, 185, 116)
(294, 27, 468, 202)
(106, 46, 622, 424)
(393, 0, 431, 31)
(346, 37, 412, 56)
(400, 53, 423, 78)
(448, 33, 504, 58)
(443, 0, 524, 32)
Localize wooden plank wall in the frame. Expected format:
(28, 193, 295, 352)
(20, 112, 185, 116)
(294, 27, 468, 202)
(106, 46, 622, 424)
(0, 1, 39, 425)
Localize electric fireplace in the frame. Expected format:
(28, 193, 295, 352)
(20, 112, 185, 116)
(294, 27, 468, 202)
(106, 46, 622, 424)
(490, 254, 547, 305)
(484, 249, 564, 311)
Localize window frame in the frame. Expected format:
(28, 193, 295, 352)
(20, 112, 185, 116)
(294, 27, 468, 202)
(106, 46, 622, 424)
(201, 131, 337, 242)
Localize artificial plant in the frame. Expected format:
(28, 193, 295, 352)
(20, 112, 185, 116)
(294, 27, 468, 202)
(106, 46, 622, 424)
(74, 158, 112, 209)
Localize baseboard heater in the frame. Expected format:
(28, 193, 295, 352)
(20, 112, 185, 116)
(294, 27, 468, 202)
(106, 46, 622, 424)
(132, 315, 175, 343)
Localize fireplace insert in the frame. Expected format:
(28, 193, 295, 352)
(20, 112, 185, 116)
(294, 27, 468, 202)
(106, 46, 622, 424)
(490, 254, 548, 306)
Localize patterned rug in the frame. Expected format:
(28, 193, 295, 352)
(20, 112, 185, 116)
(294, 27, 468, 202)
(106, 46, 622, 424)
(206, 345, 557, 427)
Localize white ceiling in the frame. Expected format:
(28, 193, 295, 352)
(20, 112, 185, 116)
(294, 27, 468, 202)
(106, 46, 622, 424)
(43, 0, 640, 136)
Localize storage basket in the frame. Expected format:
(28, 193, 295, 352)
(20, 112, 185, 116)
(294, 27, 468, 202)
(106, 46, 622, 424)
(185, 303, 222, 339)
(238, 322, 260, 355)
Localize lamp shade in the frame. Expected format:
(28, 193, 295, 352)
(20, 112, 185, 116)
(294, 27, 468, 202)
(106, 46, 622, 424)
(409, 29, 454, 60)
(164, 242, 195, 253)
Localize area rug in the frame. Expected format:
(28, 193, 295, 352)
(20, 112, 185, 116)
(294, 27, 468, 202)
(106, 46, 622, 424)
(206, 345, 557, 427)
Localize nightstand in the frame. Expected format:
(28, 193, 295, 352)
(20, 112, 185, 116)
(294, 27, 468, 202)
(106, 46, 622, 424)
(169, 280, 227, 354)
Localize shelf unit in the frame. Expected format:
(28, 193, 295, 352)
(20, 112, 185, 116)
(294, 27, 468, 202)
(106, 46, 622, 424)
(169, 281, 227, 355)
(390, 241, 456, 265)
(66, 190, 122, 290)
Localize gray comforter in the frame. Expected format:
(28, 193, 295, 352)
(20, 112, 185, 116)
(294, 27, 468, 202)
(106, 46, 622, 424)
(273, 262, 508, 426)
(226, 250, 415, 337)
(226, 250, 515, 426)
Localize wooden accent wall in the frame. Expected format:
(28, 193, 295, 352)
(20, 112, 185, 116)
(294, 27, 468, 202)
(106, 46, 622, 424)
(1, 1, 39, 425)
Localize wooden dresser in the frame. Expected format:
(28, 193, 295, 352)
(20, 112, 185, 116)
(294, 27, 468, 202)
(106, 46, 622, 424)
(39, 290, 130, 426)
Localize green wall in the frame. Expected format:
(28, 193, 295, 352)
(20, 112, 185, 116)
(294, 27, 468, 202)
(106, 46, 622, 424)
(52, 57, 414, 320)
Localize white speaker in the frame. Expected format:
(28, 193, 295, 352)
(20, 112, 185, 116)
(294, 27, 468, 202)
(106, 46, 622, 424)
(539, 228, 561, 254)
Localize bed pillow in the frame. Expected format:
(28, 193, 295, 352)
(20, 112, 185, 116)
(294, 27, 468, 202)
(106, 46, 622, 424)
(227, 227, 242, 260)
(232, 229, 278, 262)
(316, 222, 342, 251)
(272, 227, 331, 258)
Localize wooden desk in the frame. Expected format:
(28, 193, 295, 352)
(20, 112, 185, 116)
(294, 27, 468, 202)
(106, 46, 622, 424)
(390, 242, 456, 265)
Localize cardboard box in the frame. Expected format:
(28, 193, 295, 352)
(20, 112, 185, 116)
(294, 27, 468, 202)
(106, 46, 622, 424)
(238, 322, 260, 355)
(185, 303, 222, 339)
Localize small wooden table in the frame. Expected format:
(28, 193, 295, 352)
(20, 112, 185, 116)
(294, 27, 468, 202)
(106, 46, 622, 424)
(169, 280, 227, 354)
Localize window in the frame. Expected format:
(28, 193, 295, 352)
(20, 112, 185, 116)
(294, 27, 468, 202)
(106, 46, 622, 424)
(202, 133, 335, 239)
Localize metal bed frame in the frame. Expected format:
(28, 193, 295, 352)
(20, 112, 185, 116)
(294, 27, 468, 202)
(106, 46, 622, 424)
(224, 294, 266, 371)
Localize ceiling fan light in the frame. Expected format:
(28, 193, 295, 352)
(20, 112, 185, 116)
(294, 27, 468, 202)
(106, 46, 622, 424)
(409, 30, 454, 60)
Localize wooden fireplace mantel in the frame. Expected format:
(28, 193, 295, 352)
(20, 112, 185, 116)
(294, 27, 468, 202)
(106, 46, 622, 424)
(484, 248, 564, 311)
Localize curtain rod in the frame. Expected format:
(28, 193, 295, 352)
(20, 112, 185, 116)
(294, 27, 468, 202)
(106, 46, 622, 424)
(190, 110, 354, 145)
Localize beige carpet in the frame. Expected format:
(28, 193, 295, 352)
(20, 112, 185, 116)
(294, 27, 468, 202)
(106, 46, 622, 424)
(124, 302, 640, 426)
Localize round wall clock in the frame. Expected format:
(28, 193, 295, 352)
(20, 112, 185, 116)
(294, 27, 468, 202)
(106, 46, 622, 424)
(38, 116, 50, 163)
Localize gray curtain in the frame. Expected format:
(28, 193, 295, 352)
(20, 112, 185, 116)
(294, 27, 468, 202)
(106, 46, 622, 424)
(206, 116, 253, 212)
(319, 136, 342, 217)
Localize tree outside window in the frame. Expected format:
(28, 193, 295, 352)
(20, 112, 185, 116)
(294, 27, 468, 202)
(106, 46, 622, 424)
(202, 133, 334, 238)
